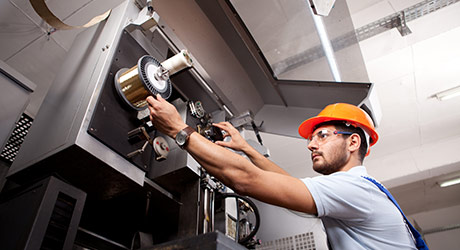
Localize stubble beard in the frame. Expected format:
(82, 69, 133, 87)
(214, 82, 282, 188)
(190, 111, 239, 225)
(312, 141, 349, 175)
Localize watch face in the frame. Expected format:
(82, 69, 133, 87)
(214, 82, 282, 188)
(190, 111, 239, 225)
(176, 130, 187, 146)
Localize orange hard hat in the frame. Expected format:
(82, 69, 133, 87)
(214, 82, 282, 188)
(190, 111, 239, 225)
(298, 103, 379, 147)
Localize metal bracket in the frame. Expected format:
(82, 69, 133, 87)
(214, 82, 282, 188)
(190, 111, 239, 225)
(396, 11, 412, 37)
(125, 7, 160, 33)
(309, 0, 336, 16)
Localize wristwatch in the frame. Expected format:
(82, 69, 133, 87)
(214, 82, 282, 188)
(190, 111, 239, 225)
(175, 126, 195, 149)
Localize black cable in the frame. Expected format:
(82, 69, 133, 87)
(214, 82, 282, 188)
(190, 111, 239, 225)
(220, 193, 260, 245)
(251, 121, 263, 145)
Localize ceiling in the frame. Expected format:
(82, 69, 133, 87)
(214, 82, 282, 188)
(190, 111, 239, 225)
(0, 0, 126, 116)
(1, 0, 460, 243)
(346, 0, 460, 212)
(347, 0, 460, 242)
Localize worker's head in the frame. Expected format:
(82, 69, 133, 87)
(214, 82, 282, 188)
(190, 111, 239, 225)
(298, 103, 378, 174)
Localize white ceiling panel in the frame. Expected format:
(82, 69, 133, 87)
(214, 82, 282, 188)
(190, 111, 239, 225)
(412, 27, 460, 73)
(376, 75, 417, 108)
(404, 2, 460, 45)
(358, 30, 408, 62)
(364, 45, 414, 85)
(10, 0, 115, 28)
(47, 0, 124, 51)
(378, 74, 418, 106)
(347, 0, 395, 28)
(386, 0, 424, 12)
(0, 1, 43, 60)
(358, 2, 460, 63)
(357, 2, 460, 174)
(412, 135, 460, 172)
(42, 0, 96, 52)
(45, 0, 93, 21)
(8, 0, 45, 27)
(1, 0, 126, 116)
(369, 122, 421, 160)
(5, 0, 125, 53)
(345, 0, 383, 15)
(367, 134, 460, 188)
(373, 76, 419, 132)
(413, 58, 460, 101)
(419, 111, 460, 145)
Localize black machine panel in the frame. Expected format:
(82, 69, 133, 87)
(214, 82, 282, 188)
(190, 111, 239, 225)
(88, 30, 181, 172)
(88, 27, 226, 173)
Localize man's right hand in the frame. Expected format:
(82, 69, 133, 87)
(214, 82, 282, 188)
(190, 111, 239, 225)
(146, 94, 187, 139)
(213, 122, 251, 152)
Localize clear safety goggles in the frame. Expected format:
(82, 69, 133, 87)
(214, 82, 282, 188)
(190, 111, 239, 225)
(307, 129, 353, 144)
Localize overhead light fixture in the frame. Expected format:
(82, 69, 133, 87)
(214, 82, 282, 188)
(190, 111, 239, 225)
(432, 85, 460, 101)
(308, 3, 342, 82)
(438, 177, 460, 188)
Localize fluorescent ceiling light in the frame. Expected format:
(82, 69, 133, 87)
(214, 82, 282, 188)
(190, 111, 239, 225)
(438, 177, 460, 188)
(308, 4, 342, 82)
(433, 85, 460, 101)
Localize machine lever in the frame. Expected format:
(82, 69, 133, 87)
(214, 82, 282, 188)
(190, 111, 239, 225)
(127, 126, 154, 158)
(127, 141, 149, 158)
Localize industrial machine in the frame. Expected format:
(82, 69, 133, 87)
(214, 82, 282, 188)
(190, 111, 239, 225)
(0, 0, 380, 249)
(2, 1, 260, 249)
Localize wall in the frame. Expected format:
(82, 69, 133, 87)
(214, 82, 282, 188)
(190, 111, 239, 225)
(411, 204, 460, 250)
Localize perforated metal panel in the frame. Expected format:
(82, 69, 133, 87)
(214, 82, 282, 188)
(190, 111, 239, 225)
(0, 113, 33, 163)
(294, 232, 316, 250)
(257, 232, 316, 250)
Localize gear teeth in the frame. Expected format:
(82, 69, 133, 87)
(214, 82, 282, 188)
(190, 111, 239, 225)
(139, 55, 172, 100)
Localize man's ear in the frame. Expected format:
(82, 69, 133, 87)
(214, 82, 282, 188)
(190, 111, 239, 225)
(348, 134, 361, 153)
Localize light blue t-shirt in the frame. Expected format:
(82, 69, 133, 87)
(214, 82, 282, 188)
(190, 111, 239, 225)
(301, 166, 417, 250)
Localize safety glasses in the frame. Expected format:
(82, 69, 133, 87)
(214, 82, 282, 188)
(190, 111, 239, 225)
(307, 129, 353, 144)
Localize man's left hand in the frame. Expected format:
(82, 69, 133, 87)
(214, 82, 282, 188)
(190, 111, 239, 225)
(213, 122, 251, 152)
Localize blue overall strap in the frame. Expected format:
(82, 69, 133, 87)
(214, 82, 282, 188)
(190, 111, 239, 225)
(362, 176, 429, 250)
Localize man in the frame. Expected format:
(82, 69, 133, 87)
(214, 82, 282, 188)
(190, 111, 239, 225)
(146, 95, 419, 249)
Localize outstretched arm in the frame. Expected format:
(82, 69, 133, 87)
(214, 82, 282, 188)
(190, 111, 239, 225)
(146, 95, 317, 214)
(213, 122, 290, 176)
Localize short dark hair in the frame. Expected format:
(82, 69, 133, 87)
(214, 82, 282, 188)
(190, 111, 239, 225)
(314, 121, 368, 162)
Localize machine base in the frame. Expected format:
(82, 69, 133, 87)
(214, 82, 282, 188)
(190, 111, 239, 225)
(147, 231, 246, 250)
